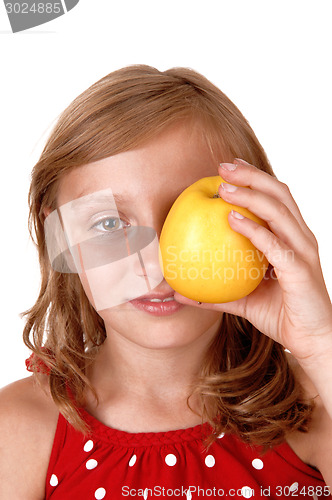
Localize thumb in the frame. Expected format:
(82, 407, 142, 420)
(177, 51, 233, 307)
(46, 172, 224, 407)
(174, 292, 247, 317)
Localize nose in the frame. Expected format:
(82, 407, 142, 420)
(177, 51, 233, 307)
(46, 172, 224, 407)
(131, 193, 176, 285)
(128, 227, 164, 288)
(140, 200, 174, 241)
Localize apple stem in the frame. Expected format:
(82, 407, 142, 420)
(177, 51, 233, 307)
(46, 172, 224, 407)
(213, 193, 221, 198)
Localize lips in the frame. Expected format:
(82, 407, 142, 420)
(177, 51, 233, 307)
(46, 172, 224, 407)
(129, 292, 184, 316)
(138, 292, 175, 302)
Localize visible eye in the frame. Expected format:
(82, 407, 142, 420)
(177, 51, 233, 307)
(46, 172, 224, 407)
(91, 217, 130, 233)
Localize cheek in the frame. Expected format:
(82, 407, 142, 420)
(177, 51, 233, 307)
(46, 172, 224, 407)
(77, 257, 150, 311)
(76, 239, 163, 312)
(78, 272, 97, 310)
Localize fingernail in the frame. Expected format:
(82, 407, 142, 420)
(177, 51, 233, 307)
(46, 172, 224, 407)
(221, 183, 237, 192)
(234, 158, 250, 166)
(231, 210, 245, 219)
(220, 162, 237, 171)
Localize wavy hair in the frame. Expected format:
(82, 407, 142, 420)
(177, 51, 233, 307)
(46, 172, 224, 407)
(23, 65, 312, 446)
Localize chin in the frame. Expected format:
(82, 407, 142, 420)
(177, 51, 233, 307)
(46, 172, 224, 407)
(100, 303, 222, 351)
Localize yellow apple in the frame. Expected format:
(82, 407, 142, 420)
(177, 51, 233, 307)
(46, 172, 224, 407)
(159, 176, 269, 303)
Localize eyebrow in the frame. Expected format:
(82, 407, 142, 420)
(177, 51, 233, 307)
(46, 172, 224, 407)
(71, 190, 128, 207)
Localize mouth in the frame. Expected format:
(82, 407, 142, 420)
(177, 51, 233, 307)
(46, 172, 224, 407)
(129, 292, 183, 316)
(137, 293, 175, 302)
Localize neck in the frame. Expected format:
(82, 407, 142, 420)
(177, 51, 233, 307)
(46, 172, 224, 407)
(87, 319, 221, 407)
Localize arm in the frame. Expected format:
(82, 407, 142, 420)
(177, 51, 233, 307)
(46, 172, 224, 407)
(296, 342, 332, 493)
(175, 158, 332, 485)
(297, 340, 332, 420)
(0, 376, 59, 499)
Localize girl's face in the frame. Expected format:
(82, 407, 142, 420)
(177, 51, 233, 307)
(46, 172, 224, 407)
(57, 121, 223, 349)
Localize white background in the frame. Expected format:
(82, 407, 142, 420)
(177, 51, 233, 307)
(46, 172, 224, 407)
(0, 0, 331, 387)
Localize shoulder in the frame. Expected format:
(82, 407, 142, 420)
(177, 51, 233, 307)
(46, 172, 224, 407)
(0, 375, 59, 499)
(286, 354, 332, 489)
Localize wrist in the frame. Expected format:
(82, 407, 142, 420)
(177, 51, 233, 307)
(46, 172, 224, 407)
(294, 335, 332, 418)
(290, 322, 332, 369)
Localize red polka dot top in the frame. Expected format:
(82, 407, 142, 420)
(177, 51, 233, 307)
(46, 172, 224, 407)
(26, 358, 327, 499)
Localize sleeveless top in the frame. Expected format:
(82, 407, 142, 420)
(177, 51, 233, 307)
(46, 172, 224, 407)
(26, 357, 327, 499)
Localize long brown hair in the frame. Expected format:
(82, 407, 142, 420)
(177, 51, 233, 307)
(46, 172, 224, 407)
(23, 65, 312, 446)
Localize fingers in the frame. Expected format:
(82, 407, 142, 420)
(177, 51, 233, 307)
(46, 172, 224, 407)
(226, 211, 303, 275)
(218, 181, 312, 261)
(174, 291, 248, 318)
(219, 159, 316, 245)
(218, 159, 319, 265)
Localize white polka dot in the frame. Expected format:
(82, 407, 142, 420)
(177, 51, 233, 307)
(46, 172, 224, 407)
(94, 487, 106, 499)
(290, 482, 299, 492)
(165, 453, 177, 466)
(84, 440, 94, 452)
(252, 458, 264, 470)
(86, 459, 98, 470)
(217, 432, 225, 439)
(241, 486, 254, 498)
(129, 454, 137, 467)
(50, 474, 58, 487)
(205, 454, 215, 467)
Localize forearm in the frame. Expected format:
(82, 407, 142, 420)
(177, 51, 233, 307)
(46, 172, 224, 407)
(298, 341, 332, 418)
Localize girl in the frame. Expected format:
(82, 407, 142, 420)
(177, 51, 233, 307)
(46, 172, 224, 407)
(1, 65, 331, 499)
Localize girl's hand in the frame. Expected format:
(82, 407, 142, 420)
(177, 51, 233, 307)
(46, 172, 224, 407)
(175, 159, 332, 368)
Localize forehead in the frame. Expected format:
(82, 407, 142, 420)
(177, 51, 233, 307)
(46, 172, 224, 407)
(57, 122, 220, 206)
